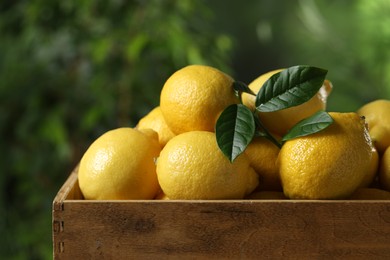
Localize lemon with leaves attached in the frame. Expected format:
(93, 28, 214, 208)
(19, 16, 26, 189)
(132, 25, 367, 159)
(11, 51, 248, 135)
(156, 131, 259, 199)
(160, 65, 239, 134)
(279, 112, 374, 199)
(242, 69, 333, 136)
(357, 99, 390, 153)
(78, 128, 161, 200)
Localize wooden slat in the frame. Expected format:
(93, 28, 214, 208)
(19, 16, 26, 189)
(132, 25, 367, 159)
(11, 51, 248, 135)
(52, 166, 82, 257)
(53, 165, 81, 208)
(53, 199, 390, 259)
(53, 167, 390, 259)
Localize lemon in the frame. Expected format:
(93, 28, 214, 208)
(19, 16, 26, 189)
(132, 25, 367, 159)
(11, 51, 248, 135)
(349, 188, 390, 200)
(242, 69, 333, 136)
(357, 99, 390, 153)
(279, 112, 374, 199)
(160, 65, 239, 134)
(78, 128, 161, 200)
(156, 131, 259, 199)
(359, 147, 379, 188)
(245, 136, 281, 191)
(137, 106, 176, 147)
(379, 146, 390, 191)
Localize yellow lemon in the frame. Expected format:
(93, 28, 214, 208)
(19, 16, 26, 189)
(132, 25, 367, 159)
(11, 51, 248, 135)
(160, 65, 239, 134)
(137, 106, 176, 147)
(244, 136, 281, 191)
(78, 128, 161, 200)
(349, 188, 390, 200)
(357, 99, 390, 153)
(359, 147, 379, 188)
(242, 69, 333, 136)
(379, 145, 390, 191)
(156, 131, 259, 199)
(279, 112, 374, 199)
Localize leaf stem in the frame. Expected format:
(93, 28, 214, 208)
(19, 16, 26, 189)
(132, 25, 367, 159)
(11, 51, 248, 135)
(253, 113, 282, 149)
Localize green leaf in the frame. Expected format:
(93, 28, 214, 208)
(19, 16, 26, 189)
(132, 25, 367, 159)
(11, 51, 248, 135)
(232, 81, 255, 103)
(281, 111, 334, 142)
(216, 104, 255, 162)
(255, 65, 328, 112)
(233, 81, 255, 95)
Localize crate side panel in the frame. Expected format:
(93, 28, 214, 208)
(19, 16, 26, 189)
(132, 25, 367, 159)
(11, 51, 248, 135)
(53, 167, 81, 259)
(66, 178, 83, 200)
(53, 201, 390, 259)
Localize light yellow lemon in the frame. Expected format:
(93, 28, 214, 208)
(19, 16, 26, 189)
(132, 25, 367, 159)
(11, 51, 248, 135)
(156, 131, 259, 199)
(78, 128, 161, 200)
(242, 69, 333, 136)
(278, 112, 374, 199)
(137, 106, 176, 147)
(160, 65, 239, 134)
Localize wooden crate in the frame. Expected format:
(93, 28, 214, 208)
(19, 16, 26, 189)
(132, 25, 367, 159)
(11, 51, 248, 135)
(53, 167, 390, 259)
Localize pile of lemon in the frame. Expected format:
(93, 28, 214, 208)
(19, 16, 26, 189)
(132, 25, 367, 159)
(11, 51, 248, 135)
(78, 65, 390, 200)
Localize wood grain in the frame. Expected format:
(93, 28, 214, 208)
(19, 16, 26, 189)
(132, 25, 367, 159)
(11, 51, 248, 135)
(53, 168, 390, 259)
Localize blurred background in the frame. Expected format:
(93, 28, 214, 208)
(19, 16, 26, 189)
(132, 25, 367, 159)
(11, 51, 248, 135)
(1, 0, 389, 258)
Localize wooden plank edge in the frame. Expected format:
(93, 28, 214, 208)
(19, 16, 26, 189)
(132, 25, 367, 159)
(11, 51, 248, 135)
(52, 165, 79, 210)
(62, 198, 390, 204)
(52, 165, 79, 258)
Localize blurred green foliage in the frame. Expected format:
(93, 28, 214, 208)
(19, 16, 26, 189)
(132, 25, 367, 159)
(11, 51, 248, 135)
(1, 0, 389, 259)
(0, 1, 232, 259)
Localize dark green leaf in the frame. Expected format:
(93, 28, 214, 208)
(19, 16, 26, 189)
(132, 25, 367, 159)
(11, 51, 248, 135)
(281, 111, 334, 142)
(255, 65, 328, 112)
(216, 104, 255, 162)
(233, 81, 255, 96)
